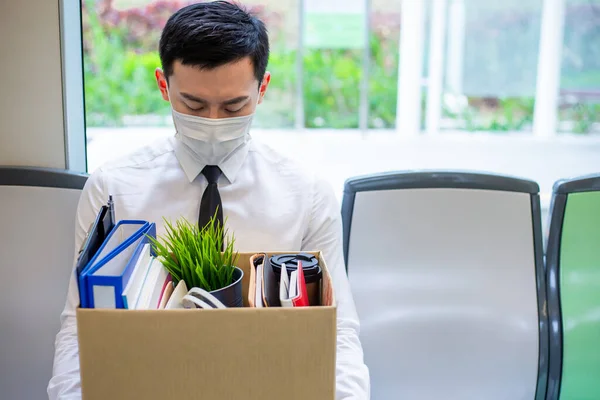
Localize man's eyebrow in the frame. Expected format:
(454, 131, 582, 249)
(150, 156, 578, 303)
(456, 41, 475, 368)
(180, 93, 249, 106)
(180, 92, 207, 104)
(222, 96, 249, 106)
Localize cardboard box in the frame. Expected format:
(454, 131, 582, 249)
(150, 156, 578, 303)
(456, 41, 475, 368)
(76, 251, 337, 400)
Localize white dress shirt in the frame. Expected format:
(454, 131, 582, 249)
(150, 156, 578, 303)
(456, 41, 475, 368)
(48, 134, 370, 399)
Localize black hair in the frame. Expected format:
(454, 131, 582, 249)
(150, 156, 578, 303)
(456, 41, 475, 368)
(159, 1, 269, 84)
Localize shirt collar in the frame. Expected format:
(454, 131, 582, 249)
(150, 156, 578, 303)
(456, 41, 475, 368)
(171, 135, 251, 184)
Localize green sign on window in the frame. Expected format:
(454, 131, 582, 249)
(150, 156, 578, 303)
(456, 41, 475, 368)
(303, 0, 367, 49)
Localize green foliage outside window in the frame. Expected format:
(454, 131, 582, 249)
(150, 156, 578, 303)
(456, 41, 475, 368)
(83, 0, 600, 133)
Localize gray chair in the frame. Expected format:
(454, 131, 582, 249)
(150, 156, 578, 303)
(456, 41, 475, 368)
(0, 166, 87, 399)
(546, 174, 600, 400)
(341, 171, 548, 400)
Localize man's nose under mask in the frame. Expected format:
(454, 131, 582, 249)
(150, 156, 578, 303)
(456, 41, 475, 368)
(171, 108, 254, 165)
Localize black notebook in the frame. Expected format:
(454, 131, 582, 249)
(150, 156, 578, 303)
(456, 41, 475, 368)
(74, 197, 116, 288)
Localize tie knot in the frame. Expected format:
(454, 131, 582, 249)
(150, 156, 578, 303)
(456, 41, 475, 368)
(202, 165, 221, 184)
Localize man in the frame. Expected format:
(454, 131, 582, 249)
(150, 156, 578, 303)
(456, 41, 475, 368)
(48, 1, 370, 399)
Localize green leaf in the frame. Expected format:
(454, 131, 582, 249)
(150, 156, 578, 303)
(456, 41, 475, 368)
(148, 212, 237, 293)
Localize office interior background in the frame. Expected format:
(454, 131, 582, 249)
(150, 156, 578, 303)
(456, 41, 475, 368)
(0, 0, 599, 399)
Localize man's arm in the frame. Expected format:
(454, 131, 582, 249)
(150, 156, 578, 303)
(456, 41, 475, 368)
(302, 177, 371, 400)
(48, 171, 107, 400)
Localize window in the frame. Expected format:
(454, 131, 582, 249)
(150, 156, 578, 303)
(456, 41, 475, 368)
(438, 0, 543, 132)
(79, 0, 600, 229)
(558, 0, 600, 134)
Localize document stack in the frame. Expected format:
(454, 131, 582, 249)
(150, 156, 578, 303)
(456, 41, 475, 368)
(77, 219, 189, 310)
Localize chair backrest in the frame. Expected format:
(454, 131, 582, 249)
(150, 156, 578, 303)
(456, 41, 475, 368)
(0, 167, 87, 399)
(545, 174, 600, 400)
(341, 171, 548, 400)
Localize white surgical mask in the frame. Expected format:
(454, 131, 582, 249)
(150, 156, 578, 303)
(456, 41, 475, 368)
(170, 104, 254, 166)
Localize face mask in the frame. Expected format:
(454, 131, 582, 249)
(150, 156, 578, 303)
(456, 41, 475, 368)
(170, 103, 255, 165)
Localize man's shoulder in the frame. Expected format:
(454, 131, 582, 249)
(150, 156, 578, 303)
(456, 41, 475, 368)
(249, 138, 319, 186)
(97, 136, 175, 174)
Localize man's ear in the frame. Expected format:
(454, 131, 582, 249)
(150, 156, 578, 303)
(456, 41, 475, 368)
(155, 68, 170, 102)
(257, 72, 271, 104)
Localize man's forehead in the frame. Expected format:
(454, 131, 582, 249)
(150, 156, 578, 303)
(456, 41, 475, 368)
(171, 58, 257, 89)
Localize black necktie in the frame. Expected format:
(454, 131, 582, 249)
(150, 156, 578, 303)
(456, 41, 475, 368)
(198, 166, 223, 237)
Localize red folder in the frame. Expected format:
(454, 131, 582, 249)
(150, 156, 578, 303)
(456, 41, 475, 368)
(292, 261, 310, 307)
(156, 274, 173, 309)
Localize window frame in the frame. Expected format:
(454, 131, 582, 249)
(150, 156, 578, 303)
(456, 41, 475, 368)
(59, 0, 87, 173)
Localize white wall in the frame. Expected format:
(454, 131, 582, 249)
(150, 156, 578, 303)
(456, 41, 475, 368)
(0, 1, 66, 168)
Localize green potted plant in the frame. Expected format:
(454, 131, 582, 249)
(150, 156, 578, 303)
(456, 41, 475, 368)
(148, 213, 243, 307)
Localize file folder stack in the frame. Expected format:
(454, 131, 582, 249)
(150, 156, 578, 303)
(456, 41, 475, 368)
(78, 219, 172, 309)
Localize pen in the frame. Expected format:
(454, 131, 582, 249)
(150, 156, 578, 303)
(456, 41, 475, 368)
(108, 195, 115, 222)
